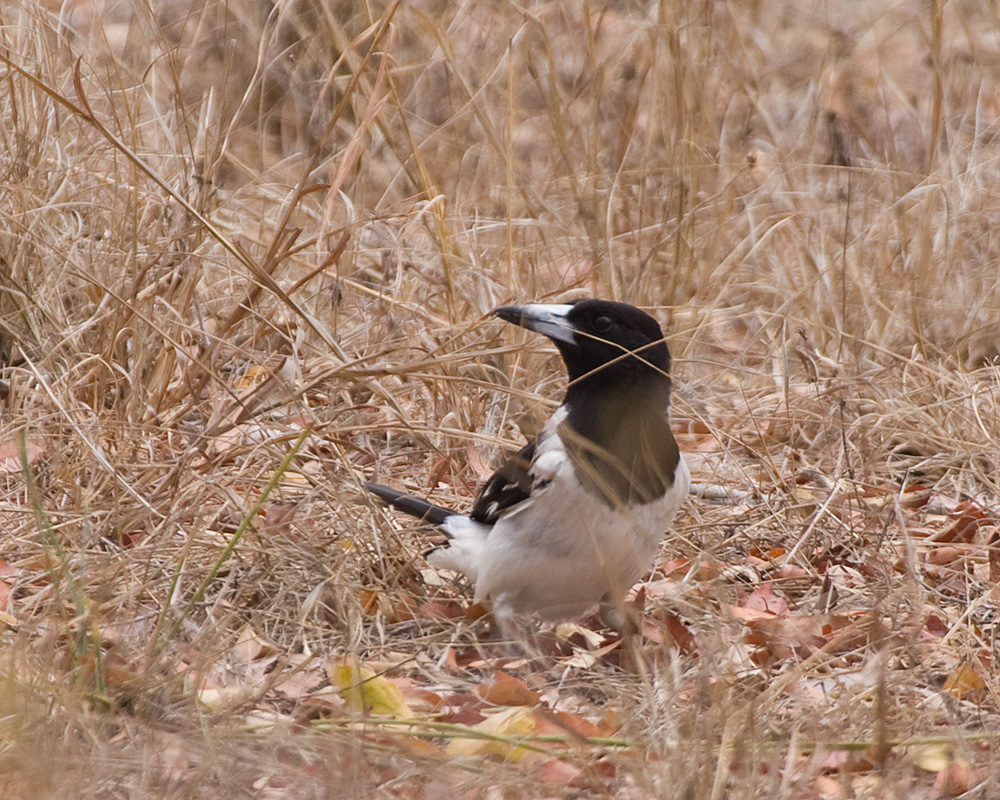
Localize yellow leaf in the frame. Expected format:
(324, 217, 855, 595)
(911, 742, 969, 773)
(446, 706, 538, 761)
(328, 657, 412, 717)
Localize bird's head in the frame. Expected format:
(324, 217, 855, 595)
(493, 299, 671, 388)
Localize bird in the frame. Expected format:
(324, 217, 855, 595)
(364, 299, 690, 638)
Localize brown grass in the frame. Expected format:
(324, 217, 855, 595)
(2, 0, 1000, 796)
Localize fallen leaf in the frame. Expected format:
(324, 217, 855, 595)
(535, 758, 582, 785)
(555, 621, 605, 650)
(911, 742, 962, 773)
(768, 564, 812, 582)
(694, 559, 723, 580)
(745, 614, 830, 661)
(814, 774, 845, 799)
(118, 531, 147, 548)
(359, 590, 421, 623)
(742, 584, 790, 616)
(271, 662, 327, 703)
(230, 624, 276, 665)
(899, 483, 932, 509)
(359, 589, 383, 616)
(426, 455, 453, 490)
(262, 502, 299, 535)
(0, 439, 44, 474)
(464, 601, 491, 621)
(380, 733, 448, 760)
(416, 599, 465, 620)
(989, 533, 1000, 604)
(729, 605, 776, 623)
(925, 546, 965, 567)
(197, 685, 259, 711)
(400, 686, 443, 714)
(641, 578, 680, 599)
(101, 648, 144, 691)
(441, 700, 487, 727)
(933, 762, 978, 796)
(924, 613, 948, 637)
(642, 613, 698, 653)
(476, 671, 541, 707)
(672, 419, 720, 453)
(534, 708, 603, 740)
(297, 686, 347, 717)
(445, 706, 537, 761)
(932, 501, 990, 543)
(596, 707, 622, 736)
(658, 558, 691, 578)
(328, 657, 413, 717)
(466, 443, 493, 482)
(943, 663, 986, 699)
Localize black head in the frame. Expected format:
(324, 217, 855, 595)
(493, 299, 671, 387)
(495, 299, 679, 507)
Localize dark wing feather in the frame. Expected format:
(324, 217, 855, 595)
(470, 440, 537, 524)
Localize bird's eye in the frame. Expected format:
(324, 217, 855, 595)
(592, 315, 613, 334)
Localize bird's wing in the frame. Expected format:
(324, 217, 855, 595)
(470, 439, 538, 525)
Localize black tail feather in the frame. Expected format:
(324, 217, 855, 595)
(363, 482, 455, 527)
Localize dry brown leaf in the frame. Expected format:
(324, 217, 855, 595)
(533, 708, 603, 740)
(641, 613, 698, 653)
(475, 670, 541, 707)
(271, 662, 327, 703)
(641, 578, 680, 599)
(924, 546, 967, 567)
(359, 589, 423, 623)
(745, 614, 835, 661)
(990, 535, 1000, 603)
(729, 605, 775, 623)
(672, 419, 721, 453)
(415, 599, 465, 620)
(814, 774, 846, 799)
(535, 758, 583, 786)
(399, 686, 443, 714)
(658, 557, 691, 577)
(465, 442, 493, 482)
(933, 762, 979, 796)
(769, 564, 813, 582)
(943, 663, 986, 699)
(0, 439, 44, 474)
(440, 697, 487, 727)
(899, 483, 933, 509)
(932, 501, 991, 543)
(741, 584, 791, 617)
(230, 624, 277, 665)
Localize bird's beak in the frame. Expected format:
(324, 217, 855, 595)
(493, 304, 577, 345)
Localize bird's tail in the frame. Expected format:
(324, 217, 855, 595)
(363, 482, 455, 527)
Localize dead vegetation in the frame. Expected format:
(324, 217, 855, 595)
(1, 0, 1000, 796)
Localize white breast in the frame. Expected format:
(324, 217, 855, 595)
(474, 411, 689, 622)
